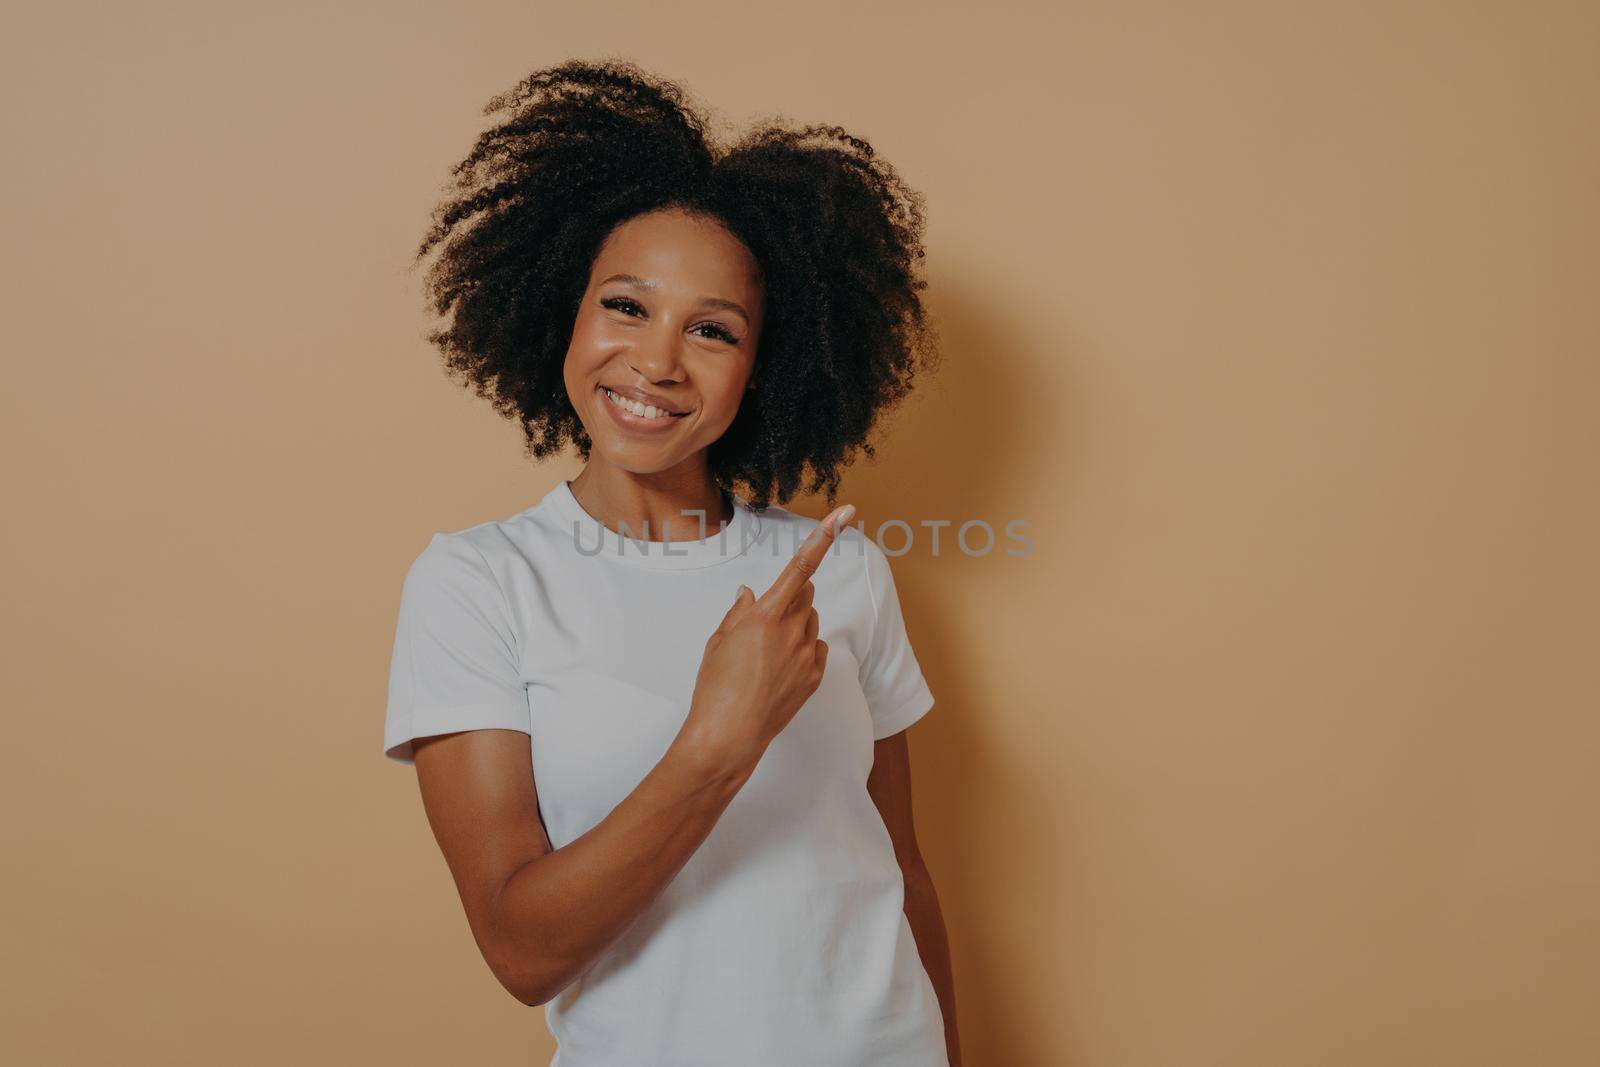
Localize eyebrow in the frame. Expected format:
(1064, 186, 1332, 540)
(600, 273, 751, 326)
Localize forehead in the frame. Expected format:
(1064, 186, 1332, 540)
(590, 209, 763, 306)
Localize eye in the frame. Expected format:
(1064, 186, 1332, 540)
(600, 296, 643, 316)
(600, 297, 739, 345)
(694, 322, 739, 344)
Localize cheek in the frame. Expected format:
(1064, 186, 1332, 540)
(565, 316, 603, 363)
(701, 372, 752, 428)
(563, 322, 611, 393)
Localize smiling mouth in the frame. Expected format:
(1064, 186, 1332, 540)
(598, 385, 690, 422)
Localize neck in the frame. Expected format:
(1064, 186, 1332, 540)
(568, 458, 733, 543)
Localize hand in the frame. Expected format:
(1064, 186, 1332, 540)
(679, 502, 857, 776)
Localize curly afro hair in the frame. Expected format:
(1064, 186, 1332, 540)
(412, 58, 939, 511)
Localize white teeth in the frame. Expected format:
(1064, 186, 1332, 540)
(605, 388, 678, 420)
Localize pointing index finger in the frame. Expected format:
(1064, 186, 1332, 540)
(759, 503, 856, 610)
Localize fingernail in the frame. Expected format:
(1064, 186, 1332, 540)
(835, 504, 856, 530)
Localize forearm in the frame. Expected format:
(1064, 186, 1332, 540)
(903, 870, 962, 1066)
(491, 728, 753, 1005)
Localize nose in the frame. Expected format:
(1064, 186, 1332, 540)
(622, 330, 685, 384)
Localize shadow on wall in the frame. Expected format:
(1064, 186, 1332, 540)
(805, 264, 1076, 1066)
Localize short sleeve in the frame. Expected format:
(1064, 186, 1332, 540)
(857, 536, 936, 740)
(382, 532, 531, 764)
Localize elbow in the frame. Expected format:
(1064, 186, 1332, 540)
(483, 940, 556, 1007)
(498, 963, 555, 1008)
(517, 972, 583, 1008)
(492, 950, 576, 1008)
(482, 872, 585, 1007)
(517, 958, 592, 1007)
(515, 984, 552, 1009)
(484, 872, 560, 1007)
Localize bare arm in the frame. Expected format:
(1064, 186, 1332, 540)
(409, 504, 856, 1007)
(868, 727, 963, 1066)
(413, 723, 752, 1006)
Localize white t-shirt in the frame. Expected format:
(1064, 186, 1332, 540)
(383, 480, 947, 1066)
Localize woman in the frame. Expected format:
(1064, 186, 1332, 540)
(383, 59, 960, 1066)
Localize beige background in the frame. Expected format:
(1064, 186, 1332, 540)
(3, 2, 1596, 1064)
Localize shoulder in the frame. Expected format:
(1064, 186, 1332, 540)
(398, 531, 503, 611)
(418, 493, 567, 573)
(401, 506, 543, 602)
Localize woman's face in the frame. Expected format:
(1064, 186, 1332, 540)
(564, 206, 765, 478)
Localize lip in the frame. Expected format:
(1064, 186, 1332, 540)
(597, 385, 688, 435)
